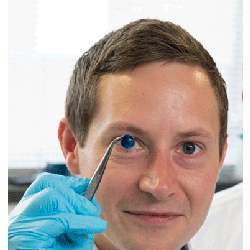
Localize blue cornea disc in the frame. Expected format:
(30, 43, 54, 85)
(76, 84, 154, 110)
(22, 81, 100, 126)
(120, 134, 135, 149)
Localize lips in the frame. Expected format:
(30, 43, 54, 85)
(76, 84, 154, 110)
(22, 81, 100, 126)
(124, 210, 183, 225)
(125, 211, 180, 216)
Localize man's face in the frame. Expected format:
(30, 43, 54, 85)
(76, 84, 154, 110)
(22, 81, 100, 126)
(76, 62, 227, 250)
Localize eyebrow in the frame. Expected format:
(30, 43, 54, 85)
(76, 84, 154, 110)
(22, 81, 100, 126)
(102, 122, 150, 139)
(101, 122, 214, 142)
(174, 129, 214, 141)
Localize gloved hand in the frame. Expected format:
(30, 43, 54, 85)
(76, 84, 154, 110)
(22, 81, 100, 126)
(8, 173, 107, 250)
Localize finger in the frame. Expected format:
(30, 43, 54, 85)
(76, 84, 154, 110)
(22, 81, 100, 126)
(44, 213, 107, 236)
(91, 196, 102, 215)
(19, 187, 101, 217)
(23, 173, 89, 198)
(13, 213, 107, 238)
(38, 175, 102, 215)
(54, 186, 102, 216)
(9, 228, 96, 250)
(64, 232, 94, 248)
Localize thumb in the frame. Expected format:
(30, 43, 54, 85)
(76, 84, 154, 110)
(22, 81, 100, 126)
(38, 213, 107, 237)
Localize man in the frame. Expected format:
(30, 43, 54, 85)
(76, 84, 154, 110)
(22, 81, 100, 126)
(9, 19, 228, 250)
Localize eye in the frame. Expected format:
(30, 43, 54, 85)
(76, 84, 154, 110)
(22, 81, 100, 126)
(120, 134, 136, 150)
(110, 134, 147, 163)
(180, 141, 202, 155)
(112, 134, 144, 155)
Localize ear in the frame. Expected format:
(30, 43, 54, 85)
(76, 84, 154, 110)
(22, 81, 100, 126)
(58, 118, 80, 175)
(218, 139, 228, 171)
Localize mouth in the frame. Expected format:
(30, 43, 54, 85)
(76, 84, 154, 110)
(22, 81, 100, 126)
(123, 210, 183, 225)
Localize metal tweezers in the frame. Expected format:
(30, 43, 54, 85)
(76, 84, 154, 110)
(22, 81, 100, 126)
(84, 136, 122, 200)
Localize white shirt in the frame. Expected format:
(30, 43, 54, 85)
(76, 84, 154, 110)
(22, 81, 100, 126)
(190, 183, 242, 250)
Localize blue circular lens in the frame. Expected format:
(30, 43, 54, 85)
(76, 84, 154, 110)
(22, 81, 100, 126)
(121, 134, 135, 149)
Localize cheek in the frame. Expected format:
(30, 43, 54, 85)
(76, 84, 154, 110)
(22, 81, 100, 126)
(178, 151, 221, 207)
(96, 165, 139, 212)
(175, 166, 218, 238)
(181, 164, 219, 222)
(78, 146, 105, 178)
(191, 172, 217, 206)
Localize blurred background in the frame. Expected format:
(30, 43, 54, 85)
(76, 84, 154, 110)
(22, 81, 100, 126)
(8, 0, 243, 211)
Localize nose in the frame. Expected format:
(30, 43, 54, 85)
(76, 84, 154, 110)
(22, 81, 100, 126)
(138, 150, 177, 200)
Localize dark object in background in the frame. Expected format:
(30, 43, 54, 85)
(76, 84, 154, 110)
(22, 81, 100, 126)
(8, 163, 69, 203)
(45, 163, 70, 176)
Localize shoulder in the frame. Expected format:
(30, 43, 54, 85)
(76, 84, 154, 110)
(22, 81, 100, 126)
(190, 183, 242, 250)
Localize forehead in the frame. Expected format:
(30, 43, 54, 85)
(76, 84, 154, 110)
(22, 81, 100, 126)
(93, 62, 219, 138)
(98, 62, 212, 97)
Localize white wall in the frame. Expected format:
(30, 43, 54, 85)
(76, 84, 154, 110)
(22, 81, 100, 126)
(9, 0, 242, 177)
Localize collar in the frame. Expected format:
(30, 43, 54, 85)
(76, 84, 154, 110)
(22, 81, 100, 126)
(182, 244, 191, 250)
(94, 243, 191, 250)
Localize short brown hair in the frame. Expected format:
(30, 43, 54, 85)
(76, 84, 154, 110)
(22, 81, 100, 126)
(65, 19, 228, 156)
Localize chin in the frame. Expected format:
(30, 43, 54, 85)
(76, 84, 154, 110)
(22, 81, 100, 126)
(119, 240, 182, 250)
(107, 233, 185, 250)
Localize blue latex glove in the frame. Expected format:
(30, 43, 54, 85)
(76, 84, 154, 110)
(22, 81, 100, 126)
(8, 173, 107, 250)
